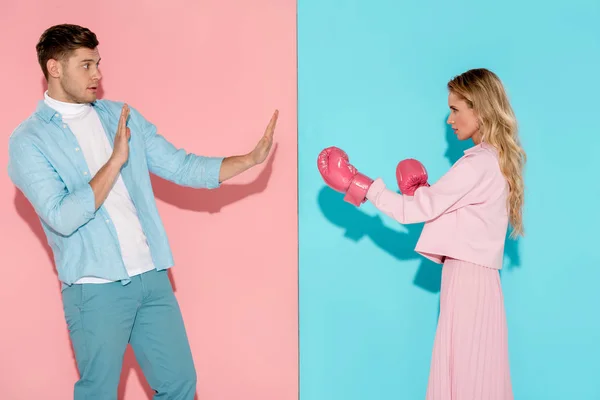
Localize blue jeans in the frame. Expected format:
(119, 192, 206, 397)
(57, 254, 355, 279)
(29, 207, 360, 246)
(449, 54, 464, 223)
(61, 269, 196, 399)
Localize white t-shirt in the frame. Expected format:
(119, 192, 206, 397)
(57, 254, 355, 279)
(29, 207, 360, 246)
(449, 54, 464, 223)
(44, 92, 155, 283)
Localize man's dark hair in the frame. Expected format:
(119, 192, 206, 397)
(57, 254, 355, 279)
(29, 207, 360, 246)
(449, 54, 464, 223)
(36, 24, 99, 80)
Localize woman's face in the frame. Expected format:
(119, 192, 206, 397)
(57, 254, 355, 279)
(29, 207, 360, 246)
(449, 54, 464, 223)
(447, 91, 482, 144)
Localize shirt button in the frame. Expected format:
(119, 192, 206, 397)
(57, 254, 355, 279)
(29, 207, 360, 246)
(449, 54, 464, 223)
(54, 113, 59, 117)
(75, 147, 80, 151)
(83, 171, 88, 176)
(62, 124, 67, 128)
(105, 219, 110, 223)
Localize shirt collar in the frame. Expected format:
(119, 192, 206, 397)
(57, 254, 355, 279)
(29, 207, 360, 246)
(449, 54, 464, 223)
(464, 141, 497, 155)
(35, 98, 98, 123)
(35, 100, 61, 123)
(44, 90, 91, 119)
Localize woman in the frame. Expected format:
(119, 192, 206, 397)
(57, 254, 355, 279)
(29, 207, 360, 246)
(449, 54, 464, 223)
(317, 68, 526, 399)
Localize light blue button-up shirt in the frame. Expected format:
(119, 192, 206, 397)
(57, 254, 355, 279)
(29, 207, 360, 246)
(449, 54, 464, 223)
(8, 99, 224, 288)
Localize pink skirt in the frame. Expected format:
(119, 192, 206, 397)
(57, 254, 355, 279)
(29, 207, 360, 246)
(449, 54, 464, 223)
(426, 258, 513, 400)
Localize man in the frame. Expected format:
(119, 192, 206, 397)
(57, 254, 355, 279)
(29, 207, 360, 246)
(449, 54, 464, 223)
(8, 24, 278, 399)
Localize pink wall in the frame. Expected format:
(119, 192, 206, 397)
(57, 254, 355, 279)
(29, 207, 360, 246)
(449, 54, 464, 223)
(0, 1, 297, 399)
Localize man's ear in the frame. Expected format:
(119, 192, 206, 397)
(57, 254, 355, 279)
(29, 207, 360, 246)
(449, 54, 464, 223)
(47, 58, 61, 79)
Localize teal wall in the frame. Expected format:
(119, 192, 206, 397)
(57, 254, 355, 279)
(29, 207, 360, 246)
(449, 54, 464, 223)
(298, 1, 600, 398)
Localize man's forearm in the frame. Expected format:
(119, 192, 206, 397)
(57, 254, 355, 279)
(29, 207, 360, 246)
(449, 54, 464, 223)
(218, 154, 256, 183)
(89, 158, 123, 209)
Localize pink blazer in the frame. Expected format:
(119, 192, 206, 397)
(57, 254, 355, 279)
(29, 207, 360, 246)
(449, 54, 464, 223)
(366, 142, 509, 270)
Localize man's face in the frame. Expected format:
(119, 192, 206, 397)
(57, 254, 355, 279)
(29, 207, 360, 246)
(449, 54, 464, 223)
(56, 47, 102, 104)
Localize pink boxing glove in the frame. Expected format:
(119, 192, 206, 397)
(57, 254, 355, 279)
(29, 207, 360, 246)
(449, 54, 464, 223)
(396, 158, 430, 195)
(317, 146, 374, 206)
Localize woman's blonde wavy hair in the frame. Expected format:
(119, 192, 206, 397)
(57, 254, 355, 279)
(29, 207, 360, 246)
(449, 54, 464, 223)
(448, 68, 526, 239)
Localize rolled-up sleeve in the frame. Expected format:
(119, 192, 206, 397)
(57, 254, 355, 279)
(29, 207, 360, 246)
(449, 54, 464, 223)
(8, 136, 96, 236)
(366, 157, 485, 224)
(131, 106, 224, 189)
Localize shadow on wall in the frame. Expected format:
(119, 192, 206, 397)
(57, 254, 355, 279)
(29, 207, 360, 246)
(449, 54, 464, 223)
(151, 144, 277, 213)
(317, 117, 522, 294)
